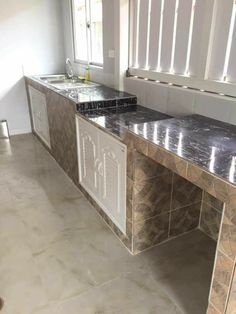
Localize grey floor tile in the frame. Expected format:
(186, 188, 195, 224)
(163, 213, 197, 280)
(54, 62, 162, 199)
(140, 231, 216, 314)
(65, 227, 145, 286)
(54, 271, 182, 314)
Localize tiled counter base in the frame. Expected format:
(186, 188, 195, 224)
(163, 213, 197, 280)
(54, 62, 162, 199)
(123, 130, 236, 314)
(126, 152, 224, 254)
(127, 150, 203, 253)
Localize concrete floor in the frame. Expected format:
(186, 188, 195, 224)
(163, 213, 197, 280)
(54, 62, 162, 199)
(0, 134, 216, 314)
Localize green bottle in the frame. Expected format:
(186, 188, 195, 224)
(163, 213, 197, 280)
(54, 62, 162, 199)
(85, 65, 91, 81)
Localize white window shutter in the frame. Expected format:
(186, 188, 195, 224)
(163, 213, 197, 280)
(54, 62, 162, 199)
(137, 0, 149, 68)
(160, 0, 176, 73)
(174, 0, 193, 75)
(148, 0, 162, 70)
(188, 0, 214, 78)
(130, 0, 139, 68)
(128, 0, 236, 97)
(208, 0, 234, 81)
(227, 22, 236, 83)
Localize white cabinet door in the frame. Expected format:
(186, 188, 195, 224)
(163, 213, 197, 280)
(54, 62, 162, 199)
(76, 116, 127, 234)
(29, 86, 51, 148)
(29, 87, 41, 136)
(76, 117, 100, 202)
(99, 132, 127, 234)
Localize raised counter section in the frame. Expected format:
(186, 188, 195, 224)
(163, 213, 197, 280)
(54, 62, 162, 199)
(123, 115, 236, 314)
(128, 114, 236, 185)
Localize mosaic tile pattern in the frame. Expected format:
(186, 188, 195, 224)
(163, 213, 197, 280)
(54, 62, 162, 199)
(209, 250, 234, 313)
(77, 96, 137, 112)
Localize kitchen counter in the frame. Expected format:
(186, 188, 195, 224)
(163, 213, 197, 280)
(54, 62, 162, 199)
(79, 104, 171, 138)
(128, 114, 236, 185)
(26, 76, 137, 108)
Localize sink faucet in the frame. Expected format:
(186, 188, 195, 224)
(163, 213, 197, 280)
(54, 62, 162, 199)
(66, 58, 74, 79)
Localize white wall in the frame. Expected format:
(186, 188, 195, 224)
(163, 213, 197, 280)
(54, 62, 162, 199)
(124, 77, 236, 125)
(0, 0, 65, 135)
(61, 0, 116, 88)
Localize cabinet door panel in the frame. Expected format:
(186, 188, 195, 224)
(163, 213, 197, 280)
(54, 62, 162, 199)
(99, 132, 127, 234)
(76, 117, 127, 234)
(28, 86, 50, 148)
(29, 86, 41, 136)
(77, 117, 100, 201)
(101, 150, 119, 213)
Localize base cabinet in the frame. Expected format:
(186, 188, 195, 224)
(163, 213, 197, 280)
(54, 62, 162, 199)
(29, 86, 51, 148)
(77, 117, 100, 201)
(76, 116, 127, 234)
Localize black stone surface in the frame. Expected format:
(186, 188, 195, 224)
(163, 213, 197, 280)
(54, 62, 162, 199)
(129, 115, 236, 184)
(70, 86, 137, 109)
(80, 104, 171, 138)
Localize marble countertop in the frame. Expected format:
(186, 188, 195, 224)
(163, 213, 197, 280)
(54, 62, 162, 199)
(26, 75, 136, 107)
(129, 114, 236, 185)
(79, 104, 171, 138)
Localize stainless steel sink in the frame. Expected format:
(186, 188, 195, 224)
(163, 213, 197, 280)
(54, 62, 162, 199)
(38, 75, 99, 90)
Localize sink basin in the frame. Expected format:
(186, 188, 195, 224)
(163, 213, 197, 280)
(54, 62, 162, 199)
(38, 75, 99, 90)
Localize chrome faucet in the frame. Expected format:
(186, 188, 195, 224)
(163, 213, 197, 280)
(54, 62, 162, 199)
(66, 58, 74, 79)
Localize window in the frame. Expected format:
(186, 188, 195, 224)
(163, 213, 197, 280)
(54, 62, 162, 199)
(129, 0, 236, 97)
(72, 0, 103, 65)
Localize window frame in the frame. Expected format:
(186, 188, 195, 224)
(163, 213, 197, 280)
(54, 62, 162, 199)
(71, 0, 104, 67)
